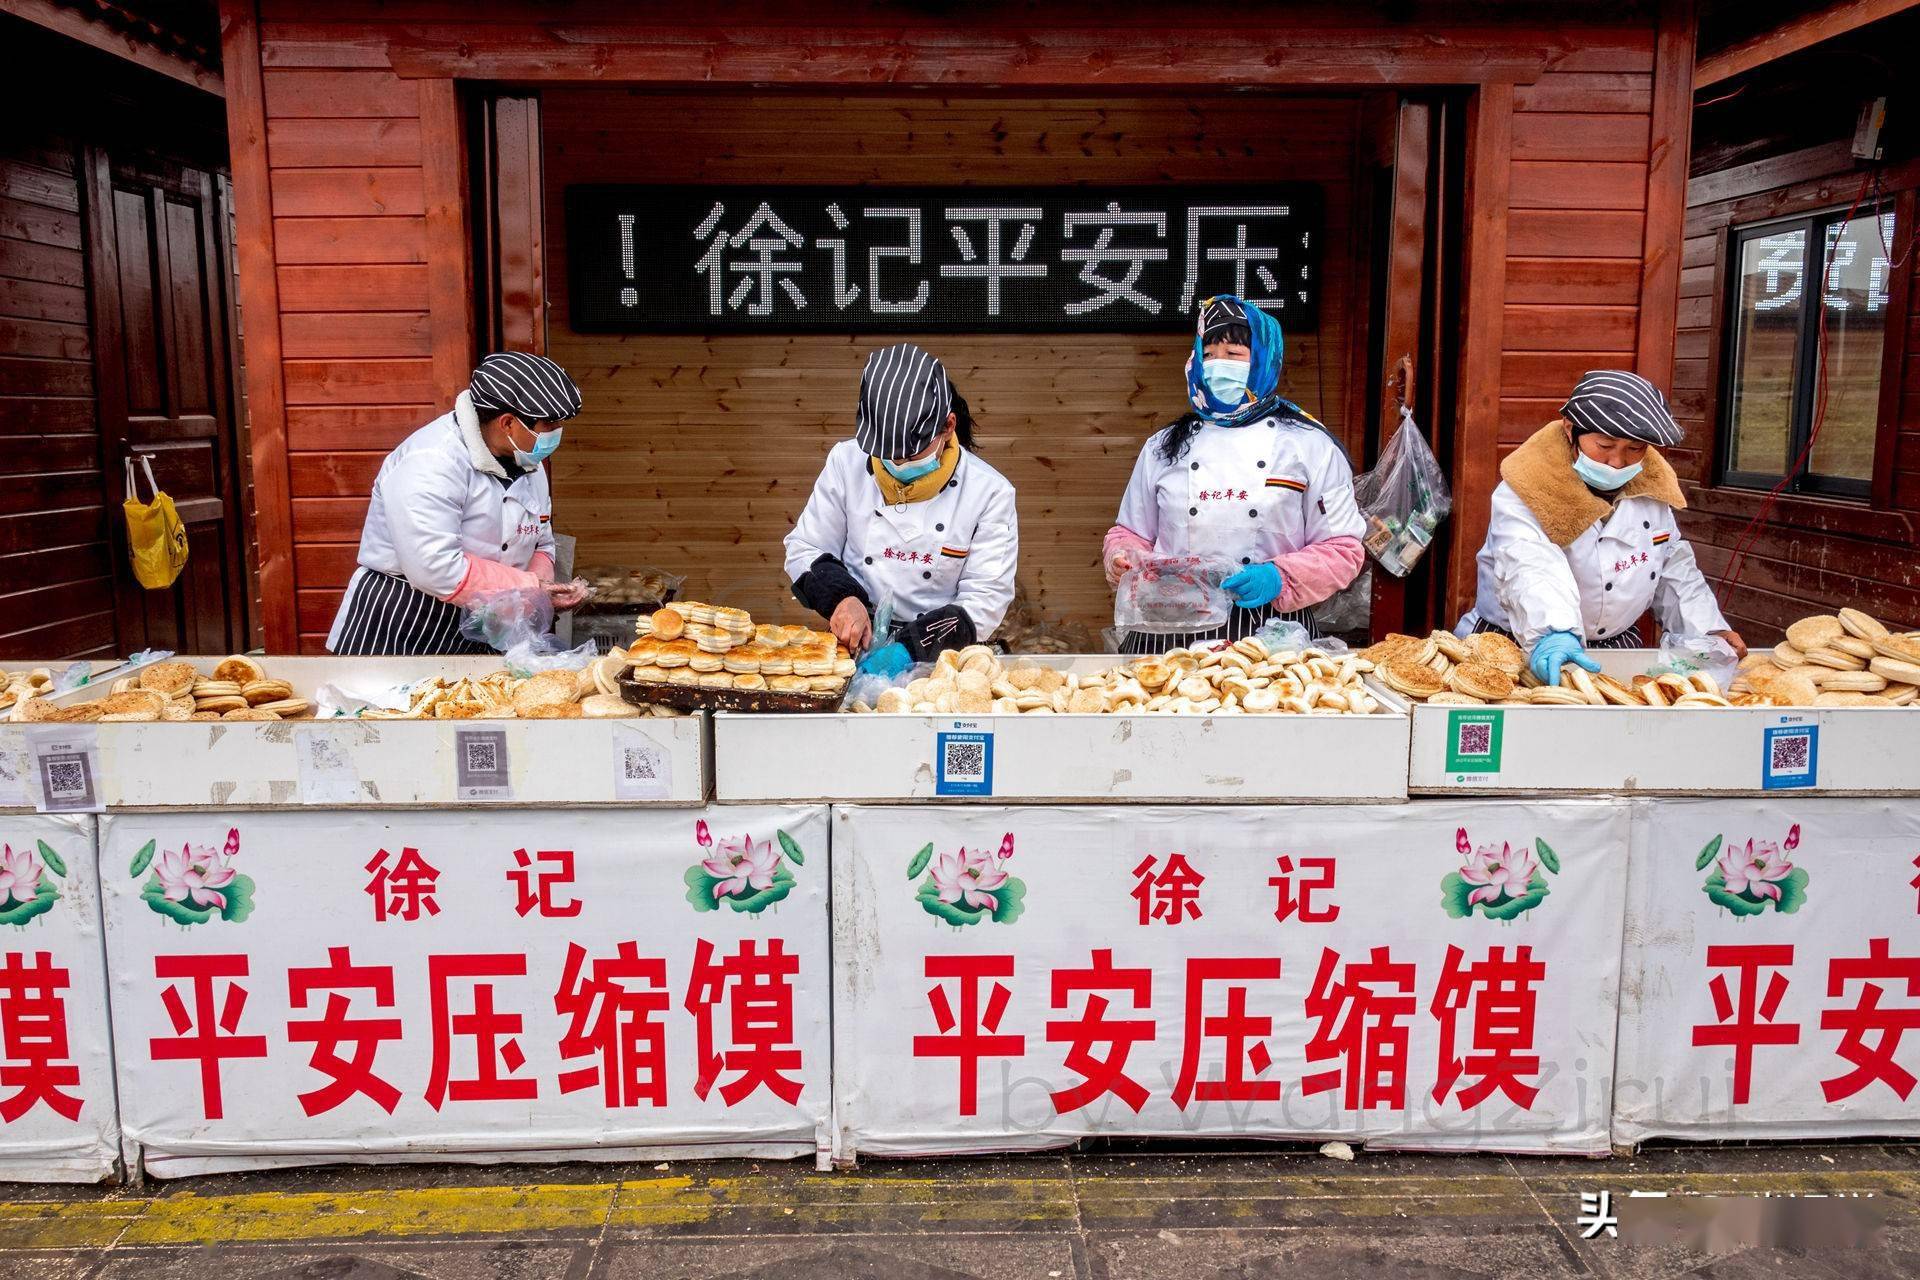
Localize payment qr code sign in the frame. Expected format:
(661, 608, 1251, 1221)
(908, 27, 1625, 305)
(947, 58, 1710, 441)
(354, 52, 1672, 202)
(935, 728, 994, 797)
(1762, 723, 1818, 790)
(40, 755, 92, 808)
(454, 728, 511, 799)
(612, 724, 672, 800)
(1444, 708, 1504, 776)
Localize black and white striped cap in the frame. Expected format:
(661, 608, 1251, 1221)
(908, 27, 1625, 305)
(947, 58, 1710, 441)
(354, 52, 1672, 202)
(856, 343, 952, 460)
(1199, 296, 1251, 346)
(468, 351, 583, 423)
(1561, 370, 1683, 447)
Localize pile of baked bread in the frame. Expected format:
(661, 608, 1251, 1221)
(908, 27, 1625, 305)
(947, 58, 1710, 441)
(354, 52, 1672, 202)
(363, 651, 682, 720)
(6, 657, 310, 722)
(1732, 610, 1920, 708)
(851, 638, 1385, 716)
(628, 601, 853, 696)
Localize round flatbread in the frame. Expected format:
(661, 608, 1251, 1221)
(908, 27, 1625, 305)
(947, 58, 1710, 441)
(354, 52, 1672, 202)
(139, 661, 197, 697)
(581, 693, 641, 718)
(1785, 615, 1844, 651)
(1447, 662, 1514, 702)
(1381, 656, 1447, 700)
(649, 607, 686, 641)
(213, 655, 266, 684)
(1839, 608, 1889, 641)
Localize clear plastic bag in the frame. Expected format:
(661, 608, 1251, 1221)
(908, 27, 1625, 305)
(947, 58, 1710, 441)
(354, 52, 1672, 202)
(1655, 632, 1738, 692)
(1312, 566, 1373, 636)
(459, 588, 599, 676)
(1252, 618, 1313, 654)
(1354, 407, 1451, 578)
(840, 660, 936, 712)
(1113, 554, 1236, 634)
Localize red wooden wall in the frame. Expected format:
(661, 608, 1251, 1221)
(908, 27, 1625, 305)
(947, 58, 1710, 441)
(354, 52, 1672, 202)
(221, 0, 1687, 652)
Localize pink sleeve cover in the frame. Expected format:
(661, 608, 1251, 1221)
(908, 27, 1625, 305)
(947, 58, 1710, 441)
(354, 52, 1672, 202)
(1273, 536, 1366, 612)
(528, 551, 556, 583)
(1101, 525, 1154, 586)
(448, 555, 543, 607)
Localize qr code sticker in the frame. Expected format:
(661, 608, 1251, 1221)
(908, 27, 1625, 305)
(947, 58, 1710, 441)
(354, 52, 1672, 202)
(622, 747, 658, 781)
(943, 739, 987, 782)
(1455, 722, 1493, 758)
(464, 738, 499, 775)
(309, 738, 349, 772)
(1770, 732, 1811, 775)
(44, 758, 87, 799)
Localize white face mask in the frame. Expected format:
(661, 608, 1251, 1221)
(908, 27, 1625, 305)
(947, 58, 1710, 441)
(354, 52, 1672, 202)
(1571, 450, 1641, 491)
(509, 420, 563, 470)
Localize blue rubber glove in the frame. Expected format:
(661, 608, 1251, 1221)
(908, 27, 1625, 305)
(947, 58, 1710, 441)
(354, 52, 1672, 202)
(1528, 629, 1601, 685)
(857, 641, 913, 679)
(1221, 561, 1284, 609)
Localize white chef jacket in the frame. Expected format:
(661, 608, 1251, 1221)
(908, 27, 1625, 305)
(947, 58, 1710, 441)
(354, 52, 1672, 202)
(784, 440, 1019, 636)
(327, 390, 553, 641)
(1115, 415, 1365, 567)
(1465, 481, 1729, 648)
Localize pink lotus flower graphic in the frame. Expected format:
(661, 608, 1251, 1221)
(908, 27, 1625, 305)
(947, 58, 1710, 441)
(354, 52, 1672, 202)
(156, 845, 236, 910)
(1458, 840, 1540, 907)
(684, 820, 804, 914)
(702, 835, 781, 901)
(912, 832, 1026, 926)
(0, 844, 46, 909)
(1442, 827, 1558, 921)
(134, 826, 255, 925)
(1700, 823, 1807, 916)
(932, 846, 1012, 912)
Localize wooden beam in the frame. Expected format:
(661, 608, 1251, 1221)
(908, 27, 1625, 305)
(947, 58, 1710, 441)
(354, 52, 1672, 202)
(1637, 0, 1695, 390)
(218, 0, 297, 652)
(419, 78, 475, 399)
(1694, 0, 1920, 89)
(1449, 81, 1512, 625)
(0, 0, 224, 95)
(1870, 187, 1914, 511)
(386, 27, 1558, 86)
(493, 96, 545, 355)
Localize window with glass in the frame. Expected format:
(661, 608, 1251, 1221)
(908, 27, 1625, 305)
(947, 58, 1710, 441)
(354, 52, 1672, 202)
(1720, 206, 1894, 498)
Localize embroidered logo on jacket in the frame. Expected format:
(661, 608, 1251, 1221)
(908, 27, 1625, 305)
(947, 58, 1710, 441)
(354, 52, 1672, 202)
(1651, 531, 1671, 546)
(1264, 476, 1309, 493)
(940, 546, 969, 559)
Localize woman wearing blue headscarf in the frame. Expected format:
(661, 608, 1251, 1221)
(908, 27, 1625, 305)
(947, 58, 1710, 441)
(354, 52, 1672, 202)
(1104, 296, 1365, 654)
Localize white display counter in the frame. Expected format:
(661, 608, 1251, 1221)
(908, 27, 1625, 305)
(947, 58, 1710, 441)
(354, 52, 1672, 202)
(2, 657, 708, 809)
(716, 656, 1411, 804)
(1408, 650, 1919, 796)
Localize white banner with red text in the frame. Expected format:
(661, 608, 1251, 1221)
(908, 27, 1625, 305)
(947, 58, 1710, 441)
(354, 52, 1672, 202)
(1614, 797, 1920, 1144)
(831, 801, 1630, 1158)
(97, 807, 830, 1177)
(0, 814, 116, 1181)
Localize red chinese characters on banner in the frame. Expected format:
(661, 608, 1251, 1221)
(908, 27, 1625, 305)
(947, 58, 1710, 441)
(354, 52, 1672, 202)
(1692, 944, 1798, 1106)
(286, 946, 403, 1117)
(149, 954, 268, 1120)
(1173, 958, 1283, 1107)
(1431, 945, 1545, 1110)
(510, 849, 581, 919)
(915, 955, 1023, 1116)
(1047, 948, 1154, 1114)
(1821, 938, 1920, 1103)
(425, 954, 535, 1109)
(365, 848, 441, 923)
(1270, 856, 1339, 924)
(1131, 854, 1205, 926)
(556, 941, 670, 1108)
(0, 952, 82, 1122)
(685, 939, 804, 1107)
(1302, 946, 1417, 1111)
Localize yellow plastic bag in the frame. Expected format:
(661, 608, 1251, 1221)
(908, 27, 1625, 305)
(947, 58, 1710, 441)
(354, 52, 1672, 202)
(123, 454, 189, 589)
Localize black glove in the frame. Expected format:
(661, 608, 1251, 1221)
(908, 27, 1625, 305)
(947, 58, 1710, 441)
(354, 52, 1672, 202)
(790, 554, 871, 620)
(901, 604, 977, 662)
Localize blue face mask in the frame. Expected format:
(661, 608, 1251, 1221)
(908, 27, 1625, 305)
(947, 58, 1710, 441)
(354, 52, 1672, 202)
(511, 422, 563, 470)
(883, 452, 943, 483)
(1201, 357, 1251, 405)
(1571, 450, 1642, 491)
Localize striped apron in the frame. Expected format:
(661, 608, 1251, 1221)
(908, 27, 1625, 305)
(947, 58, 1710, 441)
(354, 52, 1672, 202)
(1119, 603, 1315, 655)
(1467, 616, 1643, 651)
(328, 567, 492, 656)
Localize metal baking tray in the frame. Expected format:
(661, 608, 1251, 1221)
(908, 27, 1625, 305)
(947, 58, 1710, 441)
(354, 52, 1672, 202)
(618, 674, 841, 715)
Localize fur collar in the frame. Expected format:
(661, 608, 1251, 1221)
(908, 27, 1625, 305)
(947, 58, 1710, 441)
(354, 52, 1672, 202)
(455, 390, 511, 480)
(1501, 421, 1686, 548)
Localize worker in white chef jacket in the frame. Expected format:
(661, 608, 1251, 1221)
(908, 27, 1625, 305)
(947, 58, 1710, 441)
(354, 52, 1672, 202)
(326, 352, 590, 655)
(1103, 295, 1367, 654)
(785, 342, 1018, 675)
(1457, 369, 1746, 684)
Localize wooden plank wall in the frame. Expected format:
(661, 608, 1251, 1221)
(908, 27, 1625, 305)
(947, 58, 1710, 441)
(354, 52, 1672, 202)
(541, 91, 1362, 629)
(0, 131, 118, 658)
(1669, 152, 1920, 640)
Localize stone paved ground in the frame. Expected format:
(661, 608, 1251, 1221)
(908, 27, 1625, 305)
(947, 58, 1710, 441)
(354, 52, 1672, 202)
(0, 1142, 1914, 1278)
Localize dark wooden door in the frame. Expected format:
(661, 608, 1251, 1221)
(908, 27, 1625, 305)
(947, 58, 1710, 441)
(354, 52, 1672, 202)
(83, 146, 247, 655)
